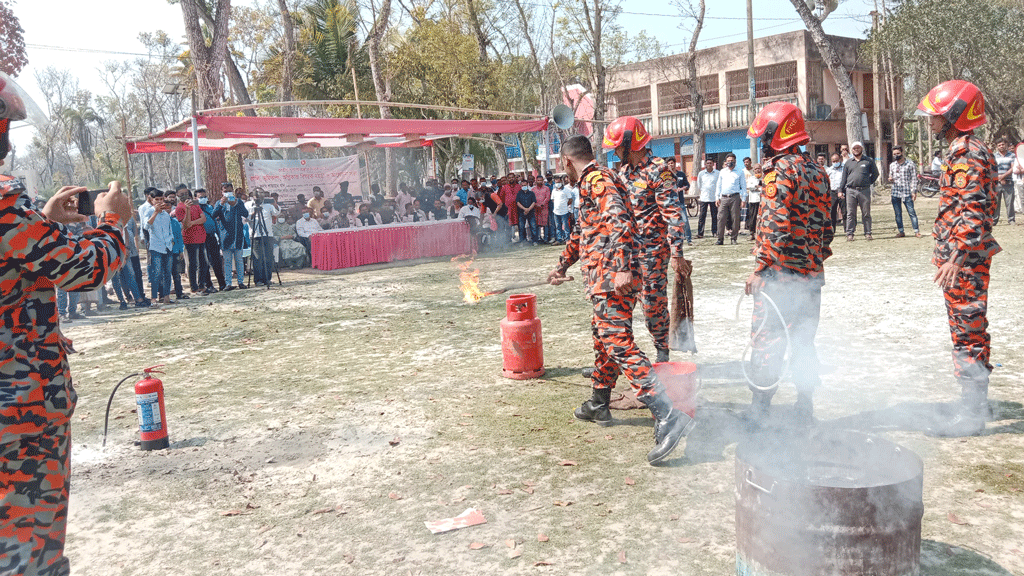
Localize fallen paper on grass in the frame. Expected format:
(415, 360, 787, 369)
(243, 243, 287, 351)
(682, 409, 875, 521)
(425, 508, 487, 534)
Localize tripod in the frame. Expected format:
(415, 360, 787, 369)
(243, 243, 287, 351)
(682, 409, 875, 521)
(247, 198, 282, 289)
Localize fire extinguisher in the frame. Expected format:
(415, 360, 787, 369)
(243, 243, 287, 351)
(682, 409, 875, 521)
(103, 365, 170, 451)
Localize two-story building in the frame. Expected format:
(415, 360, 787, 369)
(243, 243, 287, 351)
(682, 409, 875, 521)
(606, 29, 897, 173)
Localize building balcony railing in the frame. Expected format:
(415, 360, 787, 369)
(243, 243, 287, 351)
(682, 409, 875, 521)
(726, 96, 801, 128)
(657, 108, 722, 136)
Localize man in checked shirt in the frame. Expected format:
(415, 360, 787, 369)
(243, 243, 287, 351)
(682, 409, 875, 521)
(888, 146, 921, 238)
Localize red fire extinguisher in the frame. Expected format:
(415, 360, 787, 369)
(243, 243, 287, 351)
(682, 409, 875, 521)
(103, 365, 170, 450)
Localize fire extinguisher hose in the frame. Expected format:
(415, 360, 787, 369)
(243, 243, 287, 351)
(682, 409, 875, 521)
(736, 290, 791, 393)
(102, 372, 143, 447)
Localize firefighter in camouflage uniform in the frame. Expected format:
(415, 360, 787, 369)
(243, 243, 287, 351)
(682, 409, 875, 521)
(1, 72, 132, 576)
(744, 101, 834, 427)
(603, 116, 691, 363)
(916, 80, 1001, 437)
(548, 135, 694, 465)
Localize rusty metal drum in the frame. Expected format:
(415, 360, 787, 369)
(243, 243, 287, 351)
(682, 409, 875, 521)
(735, 429, 924, 576)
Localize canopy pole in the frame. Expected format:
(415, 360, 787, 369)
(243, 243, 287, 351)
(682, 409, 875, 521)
(191, 115, 202, 190)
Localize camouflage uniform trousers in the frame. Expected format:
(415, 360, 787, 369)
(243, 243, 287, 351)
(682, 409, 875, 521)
(749, 272, 822, 398)
(0, 424, 71, 576)
(944, 258, 992, 387)
(590, 290, 659, 397)
(637, 244, 670, 352)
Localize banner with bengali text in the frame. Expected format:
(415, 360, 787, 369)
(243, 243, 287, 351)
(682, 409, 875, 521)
(244, 156, 363, 205)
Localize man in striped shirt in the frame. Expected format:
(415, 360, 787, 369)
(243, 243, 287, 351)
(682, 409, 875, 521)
(888, 146, 920, 237)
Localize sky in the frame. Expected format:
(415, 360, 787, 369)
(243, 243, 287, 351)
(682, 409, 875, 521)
(7, 0, 875, 152)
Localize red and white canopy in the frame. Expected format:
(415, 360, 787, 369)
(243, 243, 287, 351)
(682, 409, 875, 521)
(126, 115, 549, 154)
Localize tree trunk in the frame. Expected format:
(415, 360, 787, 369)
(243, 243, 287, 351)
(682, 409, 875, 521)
(276, 0, 296, 118)
(366, 0, 394, 194)
(789, 0, 862, 148)
(180, 0, 233, 191)
(582, 0, 606, 162)
(465, 0, 489, 64)
(685, 0, 706, 167)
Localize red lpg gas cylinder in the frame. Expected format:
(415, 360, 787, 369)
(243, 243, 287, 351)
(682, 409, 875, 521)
(134, 365, 169, 450)
(501, 293, 544, 379)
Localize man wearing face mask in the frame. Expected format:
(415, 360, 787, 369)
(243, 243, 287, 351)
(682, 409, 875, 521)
(196, 189, 227, 291)
(292, 208, 322, 266)
(547, 135, 694, 465)
(887, 146, 920, 238)
(174, 186, 212, 295)
(550, 178, 573, 243)
(213, 187, 249, 290)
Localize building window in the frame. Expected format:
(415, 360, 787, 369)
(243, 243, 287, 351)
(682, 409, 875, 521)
(727, 70, 748, 102)
(814, 143, 830, 158)
(863, 73, 874, 109)
(808, 60, 824, 107)
(611, 86, 651, 116)
(658, 81, 690, 112)
(754, 61, 798, 99)
(656, 75, 719, 112)
(726, 62, 798, 102)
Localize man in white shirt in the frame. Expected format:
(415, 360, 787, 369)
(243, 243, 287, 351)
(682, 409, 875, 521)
(294, 207, 324, 262)
(745, 163, 763, 240)
(825, 153, 844, 229)
(695, 158, 719, 238)
(929, 150, 943, 173)
(1013, 143, 1024, 215)
(715, 153, 747, 245)
(457, 196, 481, 220)
(550, 179, 573, 243)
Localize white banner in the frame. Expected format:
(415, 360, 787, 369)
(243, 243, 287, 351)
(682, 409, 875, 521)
(461, 154, 475, 171)
(244, 156, 363, 204)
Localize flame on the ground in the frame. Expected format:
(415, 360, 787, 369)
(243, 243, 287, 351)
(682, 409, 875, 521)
(453, 256, 486, 304)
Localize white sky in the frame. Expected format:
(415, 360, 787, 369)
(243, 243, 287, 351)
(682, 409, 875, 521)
(8, 0, 873, 152)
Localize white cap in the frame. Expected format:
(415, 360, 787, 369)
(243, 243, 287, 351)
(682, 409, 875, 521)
(851, 141, 864, 150)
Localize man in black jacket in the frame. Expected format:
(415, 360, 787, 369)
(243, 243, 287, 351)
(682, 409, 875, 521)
(838, 141, 880, 241)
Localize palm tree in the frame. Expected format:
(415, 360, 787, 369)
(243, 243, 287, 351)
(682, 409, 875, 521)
(60, 92, 104, 184)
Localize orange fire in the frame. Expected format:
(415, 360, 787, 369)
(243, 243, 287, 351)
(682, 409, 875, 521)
(453, 256, 487, 303)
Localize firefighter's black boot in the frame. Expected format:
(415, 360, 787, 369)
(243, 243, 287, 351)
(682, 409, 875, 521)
(926, 381, 989, 438)
(793, 390, 816, 427)
(742, 389, 774, 430)
(640, 390, 695, 465)
(655, 347, 670, 363)
(574, 387, 613, 426)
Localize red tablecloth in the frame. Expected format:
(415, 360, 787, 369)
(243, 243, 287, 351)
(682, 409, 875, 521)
(311, 220, 471, 270)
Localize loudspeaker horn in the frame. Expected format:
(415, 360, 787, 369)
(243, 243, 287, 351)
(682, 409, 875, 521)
(551, 104, 574, 130)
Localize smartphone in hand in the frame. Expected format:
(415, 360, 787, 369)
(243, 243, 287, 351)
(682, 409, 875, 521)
(77, 189, 106, 216)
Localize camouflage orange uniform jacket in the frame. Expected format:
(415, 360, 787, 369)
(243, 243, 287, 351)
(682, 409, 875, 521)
(620, 152, 686, 256)
(1, 176, 126, 446)
(753, 153, 834, 280)
(932, 134, 1001, 267)
(556, 162, 640, 297)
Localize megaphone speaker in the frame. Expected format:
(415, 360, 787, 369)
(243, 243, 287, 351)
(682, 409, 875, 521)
(551, 104, 574, 130)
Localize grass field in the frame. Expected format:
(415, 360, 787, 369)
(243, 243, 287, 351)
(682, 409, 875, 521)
(61, 195, 1024, 575)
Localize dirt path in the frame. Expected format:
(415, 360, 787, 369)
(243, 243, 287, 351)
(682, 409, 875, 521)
(62, 197, 1023, 575)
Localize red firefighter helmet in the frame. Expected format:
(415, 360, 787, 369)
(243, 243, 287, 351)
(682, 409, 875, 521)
(0, 72, 47, 161)
(915, 79, 985, 133)
(603, 116, 651, 152)
(747, 101, 810, 151)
